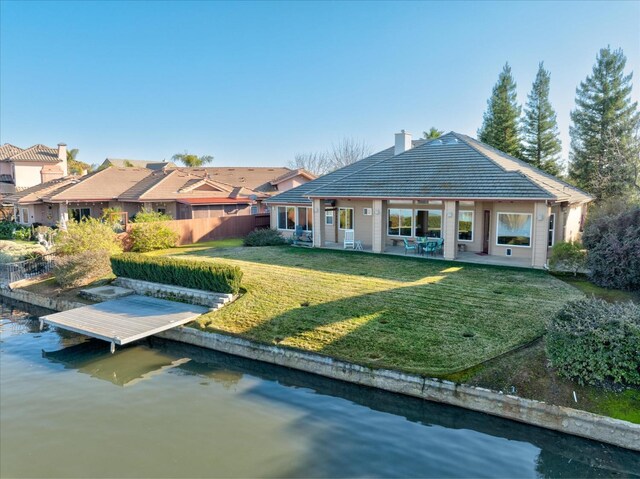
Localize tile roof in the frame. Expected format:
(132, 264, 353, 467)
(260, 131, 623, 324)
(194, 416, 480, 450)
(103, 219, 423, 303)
(6, 176, 81, 204)
(117, 169, 264, 202)
(182, 167, 297, 193)
(265, 140, 426, 205)
(102, 159, 176, 170)
(270, 168, 316, 185)
(49, 168, 154, 201)
(1, 143, 61, 163)
(268, 133, 592, 204)
(0, 144, 24, 160)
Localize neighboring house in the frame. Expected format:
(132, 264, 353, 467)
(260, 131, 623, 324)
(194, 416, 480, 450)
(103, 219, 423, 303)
(98, 158, 177, 170)
(266, 131, 593, 269)
(0, 142, 68, 197)
(7, 165, 315, 226)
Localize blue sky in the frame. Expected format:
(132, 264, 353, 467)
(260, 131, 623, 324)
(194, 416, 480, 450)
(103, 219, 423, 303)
(1, 1, 639, 168)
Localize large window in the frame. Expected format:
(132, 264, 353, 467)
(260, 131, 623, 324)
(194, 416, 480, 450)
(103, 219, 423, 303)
(325, 210, 334, 225)
(69, 207, 91, 222)
(277, 206, 313, 231)
(415, 210, 442, 238)
(458, 211, 474, 241)
(388, 208, 413, 236)
(339, 208, 353, 230)
(277, 206, 295, 230)
(497, 212, 532, 247)
(297, 207, 313, 231)
(548, 213, 555, 247)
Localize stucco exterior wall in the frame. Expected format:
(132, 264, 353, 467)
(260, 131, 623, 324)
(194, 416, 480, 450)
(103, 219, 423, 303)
(13, 163, 44, 189)
(334, 199, 373, 247)
(488, 201, 536, 261)
(563, 204, 584, 242)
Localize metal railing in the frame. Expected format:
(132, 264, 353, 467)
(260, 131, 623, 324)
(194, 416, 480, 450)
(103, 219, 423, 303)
(0, 253, 55, 285)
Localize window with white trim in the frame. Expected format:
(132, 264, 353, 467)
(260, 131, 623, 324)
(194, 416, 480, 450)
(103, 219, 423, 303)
(388, 208, 413, 237)
(548, 213, 555, 247)
(325, 210, 334, 225)
(497, 212, 532, 247)
(338, 208, 353, 230)
(458, 211, 474, 241)
(69, 207, 91, 222)
(14, 208, 21, 224)
(277, 206, 295, 230)
(250, 205, 258, 215)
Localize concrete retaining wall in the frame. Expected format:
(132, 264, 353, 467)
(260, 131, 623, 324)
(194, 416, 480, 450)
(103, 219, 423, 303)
(158, 327, 640, 452)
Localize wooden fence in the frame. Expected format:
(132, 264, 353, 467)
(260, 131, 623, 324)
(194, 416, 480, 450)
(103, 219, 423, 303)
(160, 214, 270, 245)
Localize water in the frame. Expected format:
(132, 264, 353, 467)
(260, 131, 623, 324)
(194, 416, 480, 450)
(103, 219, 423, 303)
(1, 299, 638, 478)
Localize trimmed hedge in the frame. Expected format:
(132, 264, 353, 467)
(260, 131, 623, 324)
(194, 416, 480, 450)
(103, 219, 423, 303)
(546, 298, 640, 386)
(110, 253, 242, 295)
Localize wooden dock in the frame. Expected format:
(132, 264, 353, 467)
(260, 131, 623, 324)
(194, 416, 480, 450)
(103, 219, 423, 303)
(41, 295, 208, 352)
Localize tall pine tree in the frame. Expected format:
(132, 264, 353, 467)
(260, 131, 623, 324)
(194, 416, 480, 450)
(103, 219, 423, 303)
(569, 47, 640, 200)
(522, 63, 562, 176)
(478, 63, 523, 158)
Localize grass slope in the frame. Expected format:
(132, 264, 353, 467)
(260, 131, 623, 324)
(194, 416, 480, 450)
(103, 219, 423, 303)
(165, 246, 582, 376)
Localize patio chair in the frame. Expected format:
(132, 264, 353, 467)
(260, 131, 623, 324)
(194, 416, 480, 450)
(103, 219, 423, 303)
(424, 240, 437, 256)
(402, 238, 417, 255)
(435, 238, 444, 255)
(344, 229, 355, 249)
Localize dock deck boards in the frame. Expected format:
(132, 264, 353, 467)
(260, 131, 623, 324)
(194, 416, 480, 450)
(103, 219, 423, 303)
(42, 295, 208, 346)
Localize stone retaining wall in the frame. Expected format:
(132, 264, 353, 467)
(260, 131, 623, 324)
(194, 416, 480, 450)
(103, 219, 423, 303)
(113, 277, 233, 309)
(158, 326, 640, 452)
(0, 287, 86, 312)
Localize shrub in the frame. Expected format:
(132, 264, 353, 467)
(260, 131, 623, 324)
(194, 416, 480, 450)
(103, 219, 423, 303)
(546, 298, 640, 386)
(0, 240, 46, 263)
(0, 221, 31, 240)
(548, 241, 586, 275)
(243, 229, 287, 247)
(129, 222, 179, 252)
(53, 250, 113, 288)
(111, 253, 242, 294)
(55, 218, 122, 256)
(582, 200, 640, 291)
(132, 207, 173, 223)
(12, 226, 32, 241)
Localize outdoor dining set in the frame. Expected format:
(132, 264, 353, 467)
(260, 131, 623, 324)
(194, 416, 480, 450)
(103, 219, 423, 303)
(402, 237, 444, 256)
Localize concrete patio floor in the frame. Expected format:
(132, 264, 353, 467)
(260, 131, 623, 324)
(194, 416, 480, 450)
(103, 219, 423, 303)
(322, 242, 534, 269)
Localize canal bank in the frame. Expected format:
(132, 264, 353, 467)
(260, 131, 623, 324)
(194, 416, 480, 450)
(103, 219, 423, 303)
(2, 287, 639, 452)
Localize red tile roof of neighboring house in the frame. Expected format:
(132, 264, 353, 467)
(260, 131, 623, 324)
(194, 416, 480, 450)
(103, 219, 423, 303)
(176, 198, 253, 205)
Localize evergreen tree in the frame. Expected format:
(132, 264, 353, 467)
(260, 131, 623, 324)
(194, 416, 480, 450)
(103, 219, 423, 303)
(569, 47, 640, 200)
(478, 63, 522, 158)
(522, 63, 562, 176)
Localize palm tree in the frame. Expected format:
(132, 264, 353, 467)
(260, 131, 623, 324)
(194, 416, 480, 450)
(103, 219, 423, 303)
(423, 127, 444, 140)
(66, 148, 92, 174)
(171, 152, 214, 167)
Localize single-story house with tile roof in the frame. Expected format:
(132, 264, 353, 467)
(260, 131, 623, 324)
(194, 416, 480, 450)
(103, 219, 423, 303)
(6, 165, 315, 226)
(0, 142, 68, 197)
(265, 131, 593, 269)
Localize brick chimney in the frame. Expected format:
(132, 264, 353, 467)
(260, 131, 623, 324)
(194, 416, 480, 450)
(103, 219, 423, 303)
(394, 130, 412, 155)
(57, 143, 68, 176)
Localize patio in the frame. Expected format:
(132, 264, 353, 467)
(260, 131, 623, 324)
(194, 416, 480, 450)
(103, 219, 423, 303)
(322, 242, 533, 268)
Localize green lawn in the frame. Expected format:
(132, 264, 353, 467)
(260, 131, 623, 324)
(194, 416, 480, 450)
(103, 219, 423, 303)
(553, 273, 639, 303)
(161, 245, 583, 376)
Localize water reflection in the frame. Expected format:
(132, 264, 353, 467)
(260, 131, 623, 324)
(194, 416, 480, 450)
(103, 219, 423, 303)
(44, 340, 191, 387)
(2, 299, 639, 478)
